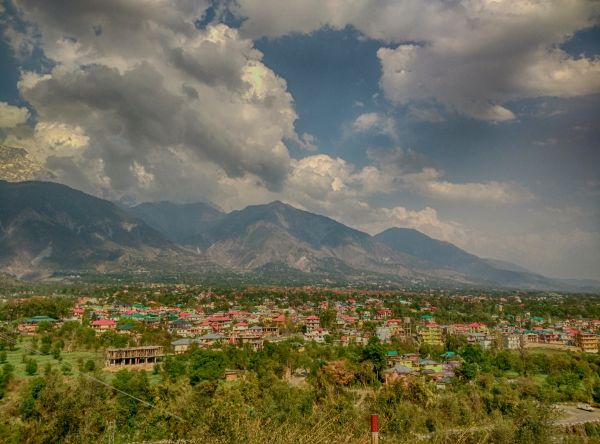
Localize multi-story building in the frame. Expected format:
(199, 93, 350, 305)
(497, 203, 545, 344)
(418, 323, 443, 346)
(503, 333, 521, 350)
(576, 332, 598, 353)
(304, 315, 320, 333)
(105, 346, 164, 366)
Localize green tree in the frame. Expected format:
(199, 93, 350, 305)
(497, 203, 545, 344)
(319, 309, 337, 330)
(112, 370, 153, 427)
(83, 359, 96, 372)
(25, 358, 38, 376)
(362, 336, 387, 380)
(188, 349, 227, 385)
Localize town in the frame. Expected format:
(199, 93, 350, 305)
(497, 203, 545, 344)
(12, 287, 600, 376)
(1, 283, 600, 443)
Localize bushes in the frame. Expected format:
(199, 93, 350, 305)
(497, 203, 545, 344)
(1, 338, 600, 443)
(25, 358, 38, 376)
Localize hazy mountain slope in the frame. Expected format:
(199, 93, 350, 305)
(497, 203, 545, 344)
(0, 181, 184, 276)
(375, 227, 571, 289)
(128, 201, 223, 244)
(199, 201, 421, 276)
(484, 258, 532, 274)
(1, 181, 595, 290)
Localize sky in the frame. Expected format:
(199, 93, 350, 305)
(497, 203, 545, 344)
(0, 0, 599, 280)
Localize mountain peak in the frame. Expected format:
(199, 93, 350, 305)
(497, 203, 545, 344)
(380, 227, 429, 237)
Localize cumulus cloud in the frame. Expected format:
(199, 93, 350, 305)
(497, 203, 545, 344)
(234, 0, 600, 121)
(421, 181, 533, 204)
(0, 102, 30, 128)
(352, 112, 397, 139)
(5, 0, 299, 201)
(366, 147, 533, 204)
(281, 153, 464, 241)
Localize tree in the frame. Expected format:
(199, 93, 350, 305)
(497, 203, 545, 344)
(321, 360, 354, 386)
(188, 349, 227, 385)
(25, 358, 38, 376)
(113, 370, 153, 426)
(362, 337, 387, 380)
(84, 360, 96, 372)
(319, 309, 337, 330)
(40, 335, 52, 355)
(456, 362, 479, 381)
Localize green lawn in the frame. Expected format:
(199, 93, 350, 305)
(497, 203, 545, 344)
(2, 339, 102, 378)
(2, 338, 164, 385)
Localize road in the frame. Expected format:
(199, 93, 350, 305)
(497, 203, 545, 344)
(554, 404, 600, 426)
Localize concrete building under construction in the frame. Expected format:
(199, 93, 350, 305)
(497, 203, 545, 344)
(105, 346, 164, 367)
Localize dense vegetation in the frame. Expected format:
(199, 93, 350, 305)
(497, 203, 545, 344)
(1, 333, 600, 443)
(1, 285, 600, 443)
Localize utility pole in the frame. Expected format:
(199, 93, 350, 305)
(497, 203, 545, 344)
(107, 419, 115, 444)
(370, 414, 379, 444)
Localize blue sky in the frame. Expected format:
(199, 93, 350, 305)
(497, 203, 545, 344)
(0, 0, 599, 279)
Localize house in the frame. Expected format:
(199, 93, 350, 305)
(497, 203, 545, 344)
(304, 315, 320, 333)
(105, 346, 163, 367)
(503, 333, 521, 350)
(198, 332, 224, 347)
(235, 334, 264, 350)
(171, 338, 200, 354)
(304, 328, 329, 343)
(91, 319, 116, 332)
(467, 322, 488, 334)
(376, 326, 392, 343)
(420, 314, 435, 325)
(116, 323, 135, 335)
(387, 319, 410, 339)
(386, 350, 401, 366)
(467, 332, 492, 349)
(224, 369, 242, 381)
(384, 365, 414, 385)
(374, 309, 392, 320)
(419, 323, 443, 346)
(576, 332, 598, 353)
(530, 316, 545, 326)
(17, 316, 59, 335)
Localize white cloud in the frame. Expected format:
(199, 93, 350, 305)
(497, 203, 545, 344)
(367, 147, 532, 204)
(6, 1, 301, 201)
(234, 0, 600, 121)
(352, 112, 397, 139)
(0, 102, 29, 128)
(352, 112, 379, 131)
(282, 153, 464, 240)
(420, 180, 533, 205)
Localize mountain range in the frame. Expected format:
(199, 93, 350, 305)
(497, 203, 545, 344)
(0, 180, 597, 291)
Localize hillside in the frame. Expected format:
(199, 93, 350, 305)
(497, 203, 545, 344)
(0, 181, 596, 290)
(0, 181, 194, 278)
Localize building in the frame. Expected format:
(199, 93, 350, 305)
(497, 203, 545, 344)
(17, 316, 58, 335)
(418, 323, 443, 346)
(503, 333, 521, 350)
(383, 365, 414, 385)
(198, 332, 224, 347)
(576, 332, 598, 353)
(171, 338, 199, 354)
(304, 315, 320, 333)
(91, 319, 116, 332)
(467, 332, 492, 349)
(105, 346, 164, 367)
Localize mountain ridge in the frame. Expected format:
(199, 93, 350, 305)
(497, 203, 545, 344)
(0, 180, 597, 290)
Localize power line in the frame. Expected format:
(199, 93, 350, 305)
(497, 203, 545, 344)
(0, 331, 185, 423)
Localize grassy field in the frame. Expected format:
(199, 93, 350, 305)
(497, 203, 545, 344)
(1, 338, 159, 383)
(2, 338, 102, 378)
